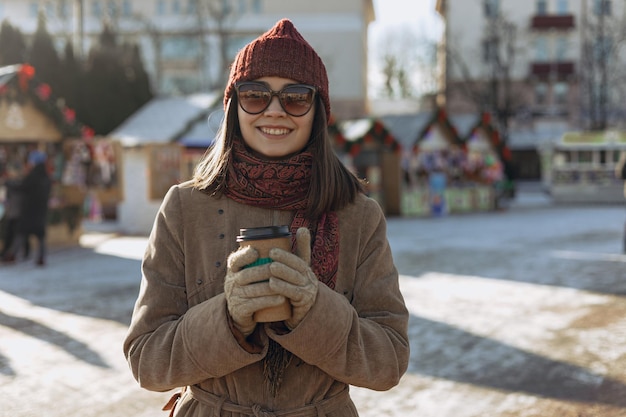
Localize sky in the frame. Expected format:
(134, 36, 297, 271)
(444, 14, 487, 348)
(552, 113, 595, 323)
(370, 0, 442, 37)
(368, 0, 443, 98)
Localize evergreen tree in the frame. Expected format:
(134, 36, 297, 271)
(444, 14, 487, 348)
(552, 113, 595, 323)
(128, 44, 153, 108)
(60, 40, 84, 115)
(0, 19, 27, 66)
(82, 24, 153, 134)
(28, 11, 62, 93)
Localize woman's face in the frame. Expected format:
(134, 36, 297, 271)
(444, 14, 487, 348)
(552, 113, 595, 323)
(237, 76, 315, 159)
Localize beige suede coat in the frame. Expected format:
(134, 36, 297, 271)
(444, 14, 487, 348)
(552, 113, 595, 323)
(123, 182, 410, 417)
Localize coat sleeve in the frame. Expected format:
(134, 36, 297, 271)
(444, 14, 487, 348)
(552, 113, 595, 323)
(122, 186, 268, 392)
(267, 197, 410, 391)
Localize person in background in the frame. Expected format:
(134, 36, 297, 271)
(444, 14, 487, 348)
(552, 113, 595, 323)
(4, 150, 51, 266)
(616, 151, 626, 253)
(123, 19, 409, 417)
(1, 162, 27, 260)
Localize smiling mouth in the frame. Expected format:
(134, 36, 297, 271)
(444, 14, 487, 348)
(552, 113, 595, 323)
(260, 127, 291, 136)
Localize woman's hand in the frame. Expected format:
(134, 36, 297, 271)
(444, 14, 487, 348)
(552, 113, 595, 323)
(269, 228, 318, 329)
(224, 246, 288, 336)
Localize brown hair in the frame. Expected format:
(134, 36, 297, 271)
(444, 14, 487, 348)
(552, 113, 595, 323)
(189, 96, 364, 219)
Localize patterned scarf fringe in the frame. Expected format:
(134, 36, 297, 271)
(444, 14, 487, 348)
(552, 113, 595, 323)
(263, 339, 293, 397)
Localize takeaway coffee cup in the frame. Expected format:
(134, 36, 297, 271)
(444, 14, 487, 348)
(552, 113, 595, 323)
(236, 225, 292, 322)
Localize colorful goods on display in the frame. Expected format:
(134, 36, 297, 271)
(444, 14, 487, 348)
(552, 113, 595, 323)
(332, 109, 512, 217)
(0, 64, 119, 243)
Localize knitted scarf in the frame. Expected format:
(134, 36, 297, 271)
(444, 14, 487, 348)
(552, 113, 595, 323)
(224, 139, 339, 395)
(225, 140, 339, 288)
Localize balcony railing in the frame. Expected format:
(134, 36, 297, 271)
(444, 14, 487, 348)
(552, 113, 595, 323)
(530, 62, 575, 79)
(531, 15, 575, 29)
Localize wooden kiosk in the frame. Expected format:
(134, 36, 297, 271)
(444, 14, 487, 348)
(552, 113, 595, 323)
(540, 130, 626, 203)
(0, 64, 121, 247)
(333, 117, 402, 215)
(381, 109, 509, 216)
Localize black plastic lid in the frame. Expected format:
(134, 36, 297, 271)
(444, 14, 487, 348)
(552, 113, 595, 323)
(236, 225, 291, 241)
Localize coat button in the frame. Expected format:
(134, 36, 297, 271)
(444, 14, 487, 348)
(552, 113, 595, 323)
(219, 233, 225, 239)
(196, 279, 203, 285)
(218, 209, 224, 214)
(215, 261, 221, 267)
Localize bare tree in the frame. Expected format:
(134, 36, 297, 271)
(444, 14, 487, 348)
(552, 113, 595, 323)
(84, 0, 239, 93)
(374, 25, 428, 99)
(124, 13, 164, 91)
(446, 11, 520, 143)
(579, 0, 626, 130)
(191, 0, 239, 91)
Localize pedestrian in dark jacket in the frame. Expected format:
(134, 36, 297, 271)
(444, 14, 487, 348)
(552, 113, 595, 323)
(4, 151, 51, 266)
(1, 162, 29, 258)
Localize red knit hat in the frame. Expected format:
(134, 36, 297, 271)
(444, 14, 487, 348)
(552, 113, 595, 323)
(224, 19, 330, 122)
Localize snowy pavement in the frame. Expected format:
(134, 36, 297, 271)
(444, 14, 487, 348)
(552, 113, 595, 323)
(1, 188, 625, 417)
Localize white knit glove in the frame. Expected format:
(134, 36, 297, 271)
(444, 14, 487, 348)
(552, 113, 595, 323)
(268, 227, 318, 329)
(224, 246, 288, 336)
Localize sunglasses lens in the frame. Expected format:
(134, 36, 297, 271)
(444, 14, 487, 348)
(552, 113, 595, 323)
(237, 83, 271, 114)
(279, 86, 315, 116)
(236, 83, 316, 116)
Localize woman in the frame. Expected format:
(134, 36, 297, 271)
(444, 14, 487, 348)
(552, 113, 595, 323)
(124, 19, 409, 417)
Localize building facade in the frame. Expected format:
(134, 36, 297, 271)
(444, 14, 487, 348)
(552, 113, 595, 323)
(0, 0, 375, 119)
(435, 0, 626, 179)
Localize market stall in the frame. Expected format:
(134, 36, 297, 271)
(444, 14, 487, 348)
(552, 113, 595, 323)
(107, 92, 219, 235)
(454, 112, 514, 210)
(334, 117, 402, 215)
(379, 108, 464, 216)
(0, 64, 118, 247)
(539, 130, 626, 203)
(379, 109, 509, 216)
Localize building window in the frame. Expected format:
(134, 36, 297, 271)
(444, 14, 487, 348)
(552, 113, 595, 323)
(107, 0, 118, 18)
(156, 0, 166, 15)
(484, 0, 499, 17)
(122, 0, 132, 16)
(92, 0, 102, 18)
(594, 0, 611, 15)
(535, 36, 548, 61)
(594, 36, 613, 61)
(535, 83, 548, 105)
(613, 152, 620, 164)
(29, 2, 38, 18)
(555, 37, 568, 60)
(238, 0, 247, 13)
(172, 0, 181, 14)
(58, 0, 69, 18)
(556, 0, 569, 14)
(251, 0, 262, 13)
(536, 0, 548, 15)
(162, 36, 201, 59)
(221, 0, 233, 14)
(186, 0, 197, 14)
(579, 150, 593, 164)
(45, 2, 55, 18)
(554, 82, 568, 104)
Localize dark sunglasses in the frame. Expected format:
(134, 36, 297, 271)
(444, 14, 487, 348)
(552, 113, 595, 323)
(235, 82, 317, 117)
